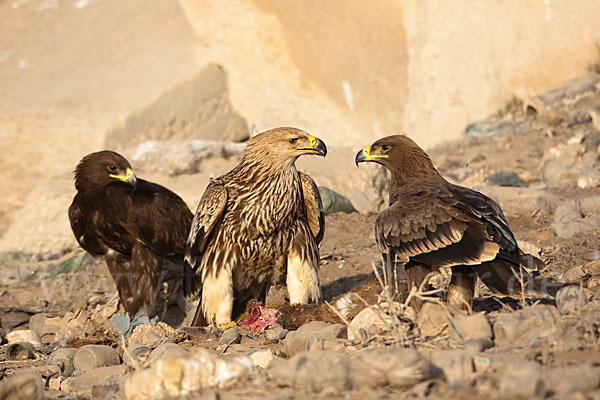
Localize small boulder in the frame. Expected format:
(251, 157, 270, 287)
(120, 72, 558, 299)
(61, 365, 129, 397)
(284, 321, 346, 356)
(493, 305, 559, 347)
(447, 312, 492, 345)
(348, 304, 394, 341)
(249, 349, 276, 369)
(417, 303, 449, 338)
(73, 345, 120, 372)
(124, 347, 252, 399)
(264, 323, 288, 341)
(543, 159, 600, 188)
(555, 285, 588, 315)
(270, 350, 350, 391)
(218, 326, 241, 347)
(0, 371, 44, 400)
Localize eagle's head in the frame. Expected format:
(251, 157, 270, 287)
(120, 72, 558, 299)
(74, 150, 137, 192)
(242, 127, 327, 167)
(355, 134, 440, 182)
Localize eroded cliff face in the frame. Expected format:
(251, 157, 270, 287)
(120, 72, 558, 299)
(1, 0, 599, 239)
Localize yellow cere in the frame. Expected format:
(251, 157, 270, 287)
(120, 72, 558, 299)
(110, 168, 134, 182)
(296, 135, 319, 152)
(363, 146, 388, 159)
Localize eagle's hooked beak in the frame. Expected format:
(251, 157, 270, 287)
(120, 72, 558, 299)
(110, 168, 137, 187)
(296, 135, 327, 157)
(355, 146, 387, 166)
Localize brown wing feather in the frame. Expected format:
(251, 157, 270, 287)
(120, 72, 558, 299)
(184, 181, 228, 295)
(376, 184, 500, 268)
(299, 172, 325, 245)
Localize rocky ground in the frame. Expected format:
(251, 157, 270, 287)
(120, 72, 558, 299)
(2, 74, 600, 399)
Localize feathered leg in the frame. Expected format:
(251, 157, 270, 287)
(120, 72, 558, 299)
(287, 228, 321, 305)
(447, 266, 476, 311)
(201, 267, 233, 327)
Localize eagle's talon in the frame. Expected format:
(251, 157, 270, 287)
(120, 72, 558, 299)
(218, 321, 236, 330)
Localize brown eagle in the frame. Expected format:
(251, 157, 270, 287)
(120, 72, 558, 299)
(355, 135, 544, 310)
(68, 151, 193, 317)
(185, 127, 326, 327)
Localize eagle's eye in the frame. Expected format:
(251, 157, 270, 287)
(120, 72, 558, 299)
(381, 145, 390, 151)
(108, 165, 118, 172)
(288, 138, 298, 144)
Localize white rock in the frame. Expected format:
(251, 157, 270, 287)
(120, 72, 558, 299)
(6, 330, 42, 347)
(348, 304, 395, 341)
(249, 349, 276, 369)
(124, 347, 252, 400)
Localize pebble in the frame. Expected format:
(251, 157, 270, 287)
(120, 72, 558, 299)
(48, 348, 78, 377)
(6, 329, 42, 347)
(61, 365, 129, 397)
(551, 202, 600, 238)
(147, 343, 188, 364)
(284, 321, 346, 356)
(487, 171, 527, 187)
(447, 312, 492, 344)
(498, 360, 546, 398)
(465, 120, 528, 138)
(218, 326, 241, 347)
(348, 304, 394, 341)
(351, 349, 433, 389)
(73, 345, 120, 372)
(555, 285, 588, 315)
(264, 323, 288, 341)
(543, 159, 600, 188)
(249, 349, 276, 369)
(416, 303, 449, 338)
(561, 265, 588, 284)
(270, 350, 350, 391)
(493, 305, 559, 346)
(124, 347, 252, 399)
(0, 371, 44, 400)
(419, 349, 476, 386)
(123, 344, 152, 367)
(127, 322, 180, 348)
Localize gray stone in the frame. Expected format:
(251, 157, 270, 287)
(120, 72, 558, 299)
(544, 365, 600, 396)
(487, 171, 527, 187)
(350, 350, 433, 389)
(318, 187, 357, 214)
(264, 323, 288, 341)
(447, 312, 492, 344)
(270, 350, 350, 391)
(48, 348, 78, 377)
(555, 285, 588, 315)
(543, 159, 600, 189)
(465, 120, 529, 138)
(560, 265, 588, 284)
(551, 201, 600, 238)
(0, 371, 44, 400)
(73, 345, 121, 372)
(219, 326, 241, 346)
(284, 321, 346, 356)
(493, 305, 559, 347)
(498, 361, 546, 399)
(61, 365, 130, 397)
(418, 349, 477, 386)
(416, 303, 449, 338)
(147, 343, 188, 364)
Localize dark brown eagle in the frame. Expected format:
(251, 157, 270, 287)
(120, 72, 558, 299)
(185, 127, 326, 327)
(355, 135, 544, 310)
(68, 151, 193, 317)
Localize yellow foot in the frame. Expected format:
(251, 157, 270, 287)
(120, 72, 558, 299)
(217, 321, 236, 330)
